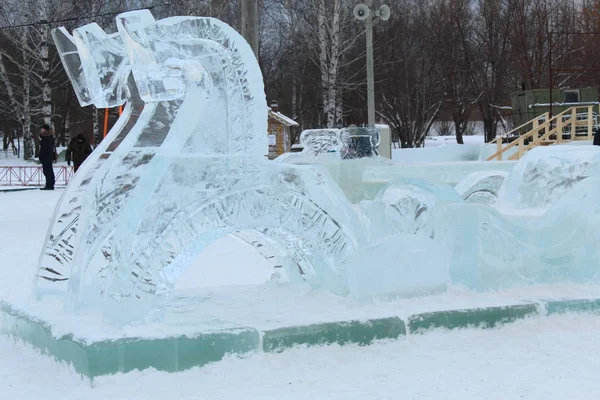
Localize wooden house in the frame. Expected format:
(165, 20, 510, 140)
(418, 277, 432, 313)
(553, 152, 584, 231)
(511, 87, 599, 130)
(267, 100, 299, 159)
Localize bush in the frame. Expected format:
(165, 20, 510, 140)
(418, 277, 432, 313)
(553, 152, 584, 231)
(434, 120, 454, 136)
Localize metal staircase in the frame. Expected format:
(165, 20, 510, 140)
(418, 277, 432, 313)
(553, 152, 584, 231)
(487, 105, 598, 161)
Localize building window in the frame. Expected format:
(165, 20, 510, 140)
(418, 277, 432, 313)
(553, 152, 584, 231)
(564, 90, 580, 103)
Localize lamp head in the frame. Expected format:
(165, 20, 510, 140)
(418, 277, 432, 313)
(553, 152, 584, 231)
(353, 3, 370, 21)
(376, 4, 391, 21)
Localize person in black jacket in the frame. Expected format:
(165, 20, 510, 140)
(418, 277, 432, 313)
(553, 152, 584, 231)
(594, 126, 600, 146)
(66, 134, 92, 173)
(39, 124, 55, 190)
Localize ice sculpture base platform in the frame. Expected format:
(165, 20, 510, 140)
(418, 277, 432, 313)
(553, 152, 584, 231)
(0, 300, 259, 379)
(3, 284, 600, 378)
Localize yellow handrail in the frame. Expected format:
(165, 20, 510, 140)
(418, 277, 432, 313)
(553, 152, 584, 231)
(488, 112, 548, 158)
(487, 105, 595, 161)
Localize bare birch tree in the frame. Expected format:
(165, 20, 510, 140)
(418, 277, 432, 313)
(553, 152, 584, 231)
(472, 0, 514, 142)
(432, 0, 479, 144)
(377, 0, 443, 148)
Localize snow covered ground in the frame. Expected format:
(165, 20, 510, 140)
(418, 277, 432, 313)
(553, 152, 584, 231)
(422, 134, 484, 147)
(0, 139, 68, 167)
(0, 151, 35, 167)
(2, 181, 600, 399)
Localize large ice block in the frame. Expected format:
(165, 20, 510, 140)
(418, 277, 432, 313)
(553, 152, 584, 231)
(299, 129, 343, 155)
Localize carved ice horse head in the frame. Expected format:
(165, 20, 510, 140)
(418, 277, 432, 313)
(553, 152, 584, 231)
(115, 10, 268, 158)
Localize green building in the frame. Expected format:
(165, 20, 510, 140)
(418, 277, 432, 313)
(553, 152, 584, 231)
(511, 87, 599, 129)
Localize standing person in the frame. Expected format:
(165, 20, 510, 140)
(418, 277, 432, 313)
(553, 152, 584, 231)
(39, 124, 55, 190)
(66, 133, 93, 173)
(594, 126, 600, 146)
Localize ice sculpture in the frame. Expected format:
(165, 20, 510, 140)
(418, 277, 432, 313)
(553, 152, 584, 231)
(277, 127, 392, 203)
(455, 171, 508, 204)
(346, 180, 457, 299)
(356, 145, 600, 292)
(340, 127, 380, 159)
(433, 147, 600, 289)
(38, 11, 368, 321)
(299, 129, 343, 155)
(438, 176, 600, 289)
(497, 146, 600, 209)
(356, 179, 459, 243)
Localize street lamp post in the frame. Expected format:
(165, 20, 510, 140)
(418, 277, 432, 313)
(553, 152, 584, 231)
(354, 2, 390, 127)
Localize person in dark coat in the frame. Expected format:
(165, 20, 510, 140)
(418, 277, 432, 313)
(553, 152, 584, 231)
(66, 133, 93, 172)
(38, 124, 55, 190)
(594, 126, 600, 146)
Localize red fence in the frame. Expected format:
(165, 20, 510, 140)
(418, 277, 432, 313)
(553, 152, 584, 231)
(0, 166, 74, 187)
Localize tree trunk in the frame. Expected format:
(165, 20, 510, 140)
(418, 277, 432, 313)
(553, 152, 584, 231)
(22, 28, 33, 160)
(483, 110, 498, 143)
(93, 107, 100, 146)
(64, 108, 70, 146)
(454, 120, 464, 144)
(454, 110, 467, 144)
(0, 52, 19, 121)
(317, 0, 329, 127)
(335, 89, 343, 127)
(40, 0, 52, 129)
(326, 0, 341, 128)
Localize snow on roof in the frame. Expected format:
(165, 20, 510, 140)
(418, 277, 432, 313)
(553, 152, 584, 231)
(530, 102, 599, 108)
(268, 108, 299, 126)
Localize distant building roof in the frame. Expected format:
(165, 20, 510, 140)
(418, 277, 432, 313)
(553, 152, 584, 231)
(268, 108, 299, 127)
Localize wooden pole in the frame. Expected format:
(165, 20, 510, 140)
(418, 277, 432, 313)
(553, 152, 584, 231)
(365, 1, 375, 127)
